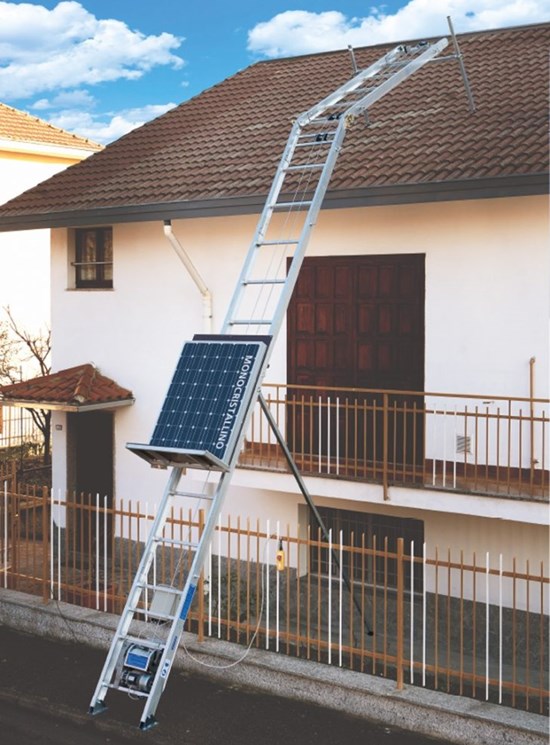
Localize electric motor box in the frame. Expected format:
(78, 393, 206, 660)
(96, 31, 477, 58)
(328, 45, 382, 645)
(118, 644, 161, 693)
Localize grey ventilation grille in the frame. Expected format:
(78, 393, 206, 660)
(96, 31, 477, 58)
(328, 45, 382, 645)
(456, 434, 472, 454)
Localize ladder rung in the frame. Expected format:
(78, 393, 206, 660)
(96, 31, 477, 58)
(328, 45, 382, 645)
(154, 536, 198, 548)
(286, 163, 325, 171)
(229, 319, 272, 326)
(295, 139, 333, 148)
(256, 239, 299, 246)
(107, 683, 149, 698)
(306, 117, 341, 126)
(297, 133, 335, 141)
(243, 279, 285, 285)
(171, 489, 214, 500)
(271, 200, 312, 210)
(121, 635, 165, 649)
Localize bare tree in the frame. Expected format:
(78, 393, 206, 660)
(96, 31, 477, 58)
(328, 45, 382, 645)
(1, 307, 52, 464)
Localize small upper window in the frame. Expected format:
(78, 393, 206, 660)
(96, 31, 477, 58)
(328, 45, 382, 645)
(74, 227, 113, 289)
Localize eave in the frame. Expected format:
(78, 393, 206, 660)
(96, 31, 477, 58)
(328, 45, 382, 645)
(0, 397, 135, 413)
(0, 173, 546, 232)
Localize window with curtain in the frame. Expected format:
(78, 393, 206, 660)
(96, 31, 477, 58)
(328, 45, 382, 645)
(74, 227, 113, 289)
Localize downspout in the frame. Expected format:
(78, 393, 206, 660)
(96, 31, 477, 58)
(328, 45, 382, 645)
(163, 220, 213, 333)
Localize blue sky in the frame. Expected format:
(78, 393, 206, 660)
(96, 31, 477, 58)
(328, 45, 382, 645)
(0, 0, 548, 143)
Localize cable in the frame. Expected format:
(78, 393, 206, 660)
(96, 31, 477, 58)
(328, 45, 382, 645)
(180, 536, 272, 670)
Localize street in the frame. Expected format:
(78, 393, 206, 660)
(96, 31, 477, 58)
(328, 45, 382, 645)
(0, 625, 453, 744)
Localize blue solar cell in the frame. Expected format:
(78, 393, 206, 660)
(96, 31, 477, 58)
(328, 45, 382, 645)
(128, 338, 268, 470)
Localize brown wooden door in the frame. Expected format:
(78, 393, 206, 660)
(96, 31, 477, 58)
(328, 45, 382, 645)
(68, 411, 114, 564)
(287, 254, 424, 476)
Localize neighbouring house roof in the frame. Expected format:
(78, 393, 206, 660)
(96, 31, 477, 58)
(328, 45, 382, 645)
(0, 23, 547, 231)
(0, 364, 134, 412)
(0, 102, 102, 153)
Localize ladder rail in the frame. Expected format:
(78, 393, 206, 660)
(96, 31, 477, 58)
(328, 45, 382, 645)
(89, 466, 184, 712)
(138, 469, 234, 726)
(220, 118, 303, 335)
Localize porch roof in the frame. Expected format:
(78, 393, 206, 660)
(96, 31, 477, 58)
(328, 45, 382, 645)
(0, 364, 134, 412)
(0, 23, 547, 231)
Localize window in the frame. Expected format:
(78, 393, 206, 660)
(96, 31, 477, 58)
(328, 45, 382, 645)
(310, 507, 424, 590)
(74, 227, 113, 289)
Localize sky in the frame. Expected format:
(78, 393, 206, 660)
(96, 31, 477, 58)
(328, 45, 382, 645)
(0, 0, 549, 144)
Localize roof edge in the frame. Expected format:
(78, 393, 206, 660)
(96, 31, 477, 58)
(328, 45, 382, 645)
(250, 21, 550, 67)
(0, 397, 134, 412)
(0, 173, 546, 231)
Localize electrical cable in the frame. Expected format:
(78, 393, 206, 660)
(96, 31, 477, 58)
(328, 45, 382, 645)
(179, 536, 272, 670)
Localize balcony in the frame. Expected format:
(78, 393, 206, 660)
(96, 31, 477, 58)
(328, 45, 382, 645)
(239, 384, 549, 502)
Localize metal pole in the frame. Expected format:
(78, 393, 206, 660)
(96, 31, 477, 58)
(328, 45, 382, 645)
(447, 16, 476, 113)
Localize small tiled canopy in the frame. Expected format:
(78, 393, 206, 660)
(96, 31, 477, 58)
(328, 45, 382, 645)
(0, 364, 134, 412)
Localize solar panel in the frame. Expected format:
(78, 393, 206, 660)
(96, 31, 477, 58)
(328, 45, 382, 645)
(127, 337, 268, 471)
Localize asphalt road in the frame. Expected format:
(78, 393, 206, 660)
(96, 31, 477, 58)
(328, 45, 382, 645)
(0, 625, 453, 745)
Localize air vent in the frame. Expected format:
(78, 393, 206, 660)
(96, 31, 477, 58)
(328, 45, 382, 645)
(456, 435, 471, 454)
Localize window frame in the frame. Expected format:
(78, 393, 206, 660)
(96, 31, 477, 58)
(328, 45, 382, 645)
(73, 227, 113, 289)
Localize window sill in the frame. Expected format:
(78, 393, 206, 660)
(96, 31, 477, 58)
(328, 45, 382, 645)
(66, 287, 115, 292)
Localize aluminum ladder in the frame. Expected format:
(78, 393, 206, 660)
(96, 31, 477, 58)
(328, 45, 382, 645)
(89, 36, 449, 730)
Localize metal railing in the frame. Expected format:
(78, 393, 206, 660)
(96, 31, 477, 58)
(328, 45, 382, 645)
(1, 486, 547, 715)
(0, 405, 43, 452)
(239, 384, 549, 500)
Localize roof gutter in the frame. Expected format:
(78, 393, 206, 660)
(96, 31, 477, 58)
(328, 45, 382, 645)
(163, 220, 213, 333)
(0, 174, 546, 232)
(0, 398, 135, 412)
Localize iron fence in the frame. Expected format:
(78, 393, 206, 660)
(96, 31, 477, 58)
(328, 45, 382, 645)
(0, 485, 547, 715)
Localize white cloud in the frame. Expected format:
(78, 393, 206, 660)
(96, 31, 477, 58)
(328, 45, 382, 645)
(0, 1, 184, 99)
(31, 89, 97, 110)
(247, 1, 550, 57)
(46, 102, 178, 144)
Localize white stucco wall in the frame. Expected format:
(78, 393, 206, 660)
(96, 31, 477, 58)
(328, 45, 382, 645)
(50, 194, 548, 554)
(0, 151, 92, 337)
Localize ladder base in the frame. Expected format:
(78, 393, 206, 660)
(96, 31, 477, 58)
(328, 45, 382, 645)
(140, 715, 158, 731)
(89, 700, 107, 717)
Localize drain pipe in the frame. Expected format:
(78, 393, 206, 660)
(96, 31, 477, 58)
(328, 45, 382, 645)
(163, 220, 213, 333)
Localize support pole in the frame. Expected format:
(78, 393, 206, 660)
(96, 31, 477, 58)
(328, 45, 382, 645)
(447, 16, 476, 113)
(258, 393, 373, 635)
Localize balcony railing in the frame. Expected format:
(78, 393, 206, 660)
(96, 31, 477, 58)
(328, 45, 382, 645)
(239, 384, 549, 501)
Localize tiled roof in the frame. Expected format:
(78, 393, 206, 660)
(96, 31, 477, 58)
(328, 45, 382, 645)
(0, 364, 134, 411)
(0, 23, 547, 227)
(0, 102, 101, 152)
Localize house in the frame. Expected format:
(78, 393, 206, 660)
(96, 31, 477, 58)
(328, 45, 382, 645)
(0, 23, 547, 600)
(0, 103, 101, 336)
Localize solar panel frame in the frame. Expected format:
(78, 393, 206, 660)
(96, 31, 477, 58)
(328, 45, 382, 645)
(127, 337, 269, 471)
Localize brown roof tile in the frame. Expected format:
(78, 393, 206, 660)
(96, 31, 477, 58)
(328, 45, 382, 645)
(0, 23, 547, 226)
(0, 364, 133, 410)
(0, 102, 102, 152)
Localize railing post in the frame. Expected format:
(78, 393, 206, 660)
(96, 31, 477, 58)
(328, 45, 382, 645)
(383, 393, 389, 500)
(529, 357, 536, 493)
(197, 508, 205, 642)
(396, 537, 404, 690)
(42, 486, 50, 603)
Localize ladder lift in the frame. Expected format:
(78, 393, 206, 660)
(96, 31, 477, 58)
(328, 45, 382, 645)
(90, 32, 466, 730)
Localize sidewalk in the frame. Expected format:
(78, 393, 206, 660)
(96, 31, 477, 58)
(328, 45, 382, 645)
(0, 588, 547, 745)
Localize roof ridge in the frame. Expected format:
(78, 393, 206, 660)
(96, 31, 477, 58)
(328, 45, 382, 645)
(73, 363, 96, 403)
(251, 20, 550, 65)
